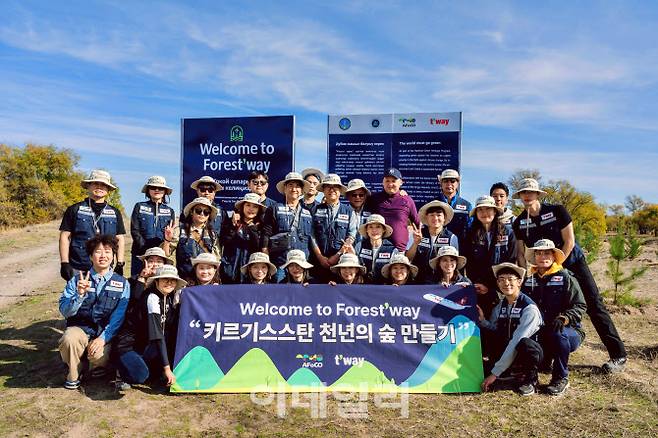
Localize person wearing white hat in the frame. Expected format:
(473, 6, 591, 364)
(162, 197, 220, 283)
(310, 174, 357, 281)
(345, 178, 373, 247)
(463, 195, 517, 318)
(511, 178, 627, 373)
(329, 253, 366, 285)
(113, 265, 186, 390)
(263, 172, 314, 282)
(429, 245, 471, 288)
(407, 200, 459, 284)
(381, 253, 418, 286)
(240, 252, 277, 284)
(129, 176, 176, 276)
(521, 239, 586, 396)
(279, 249, 315, 285)
(352, 214, 399, 284)
(186, 175, 228, 235)
(365, 168, 420, 251)
(301, 168, 324, 214)
(220, 193, 267, 284)
(190, 253, 222, 286)
(59, 169, 126, 280)
(478, 262, 543, 396)
(436, 169, 473, 242)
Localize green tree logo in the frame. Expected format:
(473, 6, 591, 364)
(230, 125, 244, 142)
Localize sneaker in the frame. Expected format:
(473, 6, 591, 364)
(546, 377, 569, 396)
(602, 357, 627, 374)
(115, 380, 131, 391)
(516, 382, 536, 396)
(64, 379, 80, 390)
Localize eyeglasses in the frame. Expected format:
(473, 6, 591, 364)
(198, 186, 215, 193)
(497, 276, 519, 284)
(251, 180, 268, 186)
(349, 192, 366, 198)
(193, 208, 211, 216)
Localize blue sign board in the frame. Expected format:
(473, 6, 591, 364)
(181, 116, 295, 211)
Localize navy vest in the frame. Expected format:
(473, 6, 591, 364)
(523, 269, 580, 327)
(313, 203, 353, 256)
(437, 193, 472, 240)
(494, 293, 537, 342)
(176, 227, 217, 281)
(66, 272, 126, 338)
(70, 200, 119, 271)
(269, 203, 314, 265)
(413, 227, 457, 284)
(356, 238, 397, 284)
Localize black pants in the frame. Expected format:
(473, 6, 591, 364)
(566, 257, 626, 359)
(483, 333, 543, 377)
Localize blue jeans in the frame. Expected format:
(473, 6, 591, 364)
(540, 327, 582, 379)
(116, 345, 159, 384)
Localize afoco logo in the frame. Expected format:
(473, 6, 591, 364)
(296, 353, 324, 368)
(398, 118, 416, 128)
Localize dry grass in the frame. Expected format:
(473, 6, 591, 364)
(1, 237, 657, 436)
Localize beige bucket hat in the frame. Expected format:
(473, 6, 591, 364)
(345, 178, 371, 197)
(190, 175, 224, 192)
(240, 252, 277, 277)
(330, 253, 366, 274)
(141, 175, 173, 195)
(191, 252, 221, 268)
(525, 239, 566, 266)
(470, 195, 504, 216)
(81, 169, 117, 191)
(512, 178, 547, 199)
(419, 200, 454, 225)
(234, 192, 267, 211)
(381, 253, 419, 279)
(145, 265, 187, 290)
(137, 247, 174, 264)
(280, 249, 313, 270)
(358, 214, 393, 238)
(183, 197, 218, 220)
(317, 173, 348, 194)
(301, 168, 325, 182)
(276, 171, 311, 194)
(439, 169, 460, 181)
(429, 245, 467, 271)
(492, 262, 526, 279)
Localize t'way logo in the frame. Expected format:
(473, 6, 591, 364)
(430, 118, 450, 126)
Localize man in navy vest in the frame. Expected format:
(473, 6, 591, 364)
(59, 170, 126, 280)
(436, 169, 472, 242)
(478, 262, 543, 396)
(58, 235, 130, 389)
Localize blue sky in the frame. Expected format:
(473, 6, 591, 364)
(1, 0, 657, 211)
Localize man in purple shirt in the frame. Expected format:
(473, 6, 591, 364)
(365, 168, 420, 251)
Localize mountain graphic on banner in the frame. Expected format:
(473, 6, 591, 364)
(171, 315, 483, 393)
(403, 314, 479, 387)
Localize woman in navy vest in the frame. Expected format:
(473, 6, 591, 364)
(220, 193, 266, 284)
(463, 195, 517, 318)
(162, 197, 219, 283)
(352, 214, 399, 284)
(381, 253, 418, 286)
(429, 245, 471, 288)
(130, 176, 175, 277)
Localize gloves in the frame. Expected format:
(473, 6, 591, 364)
(115, 262, 125, 276)
(551, 317, 566, 333)
(60, 262, 75, 281)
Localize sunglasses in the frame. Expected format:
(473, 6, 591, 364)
(148, 186, 165, 191)
(251, 180, 268, 186)
(349, 192, 366, 198)
(198, 186, 215, 193)
(193, 208, 211, 216)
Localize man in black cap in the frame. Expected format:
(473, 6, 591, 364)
(365, 168, 420, 251)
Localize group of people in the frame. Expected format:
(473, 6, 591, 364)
(56, 166, 627, 396)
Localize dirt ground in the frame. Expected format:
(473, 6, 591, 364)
(0, 226, 657, 437)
